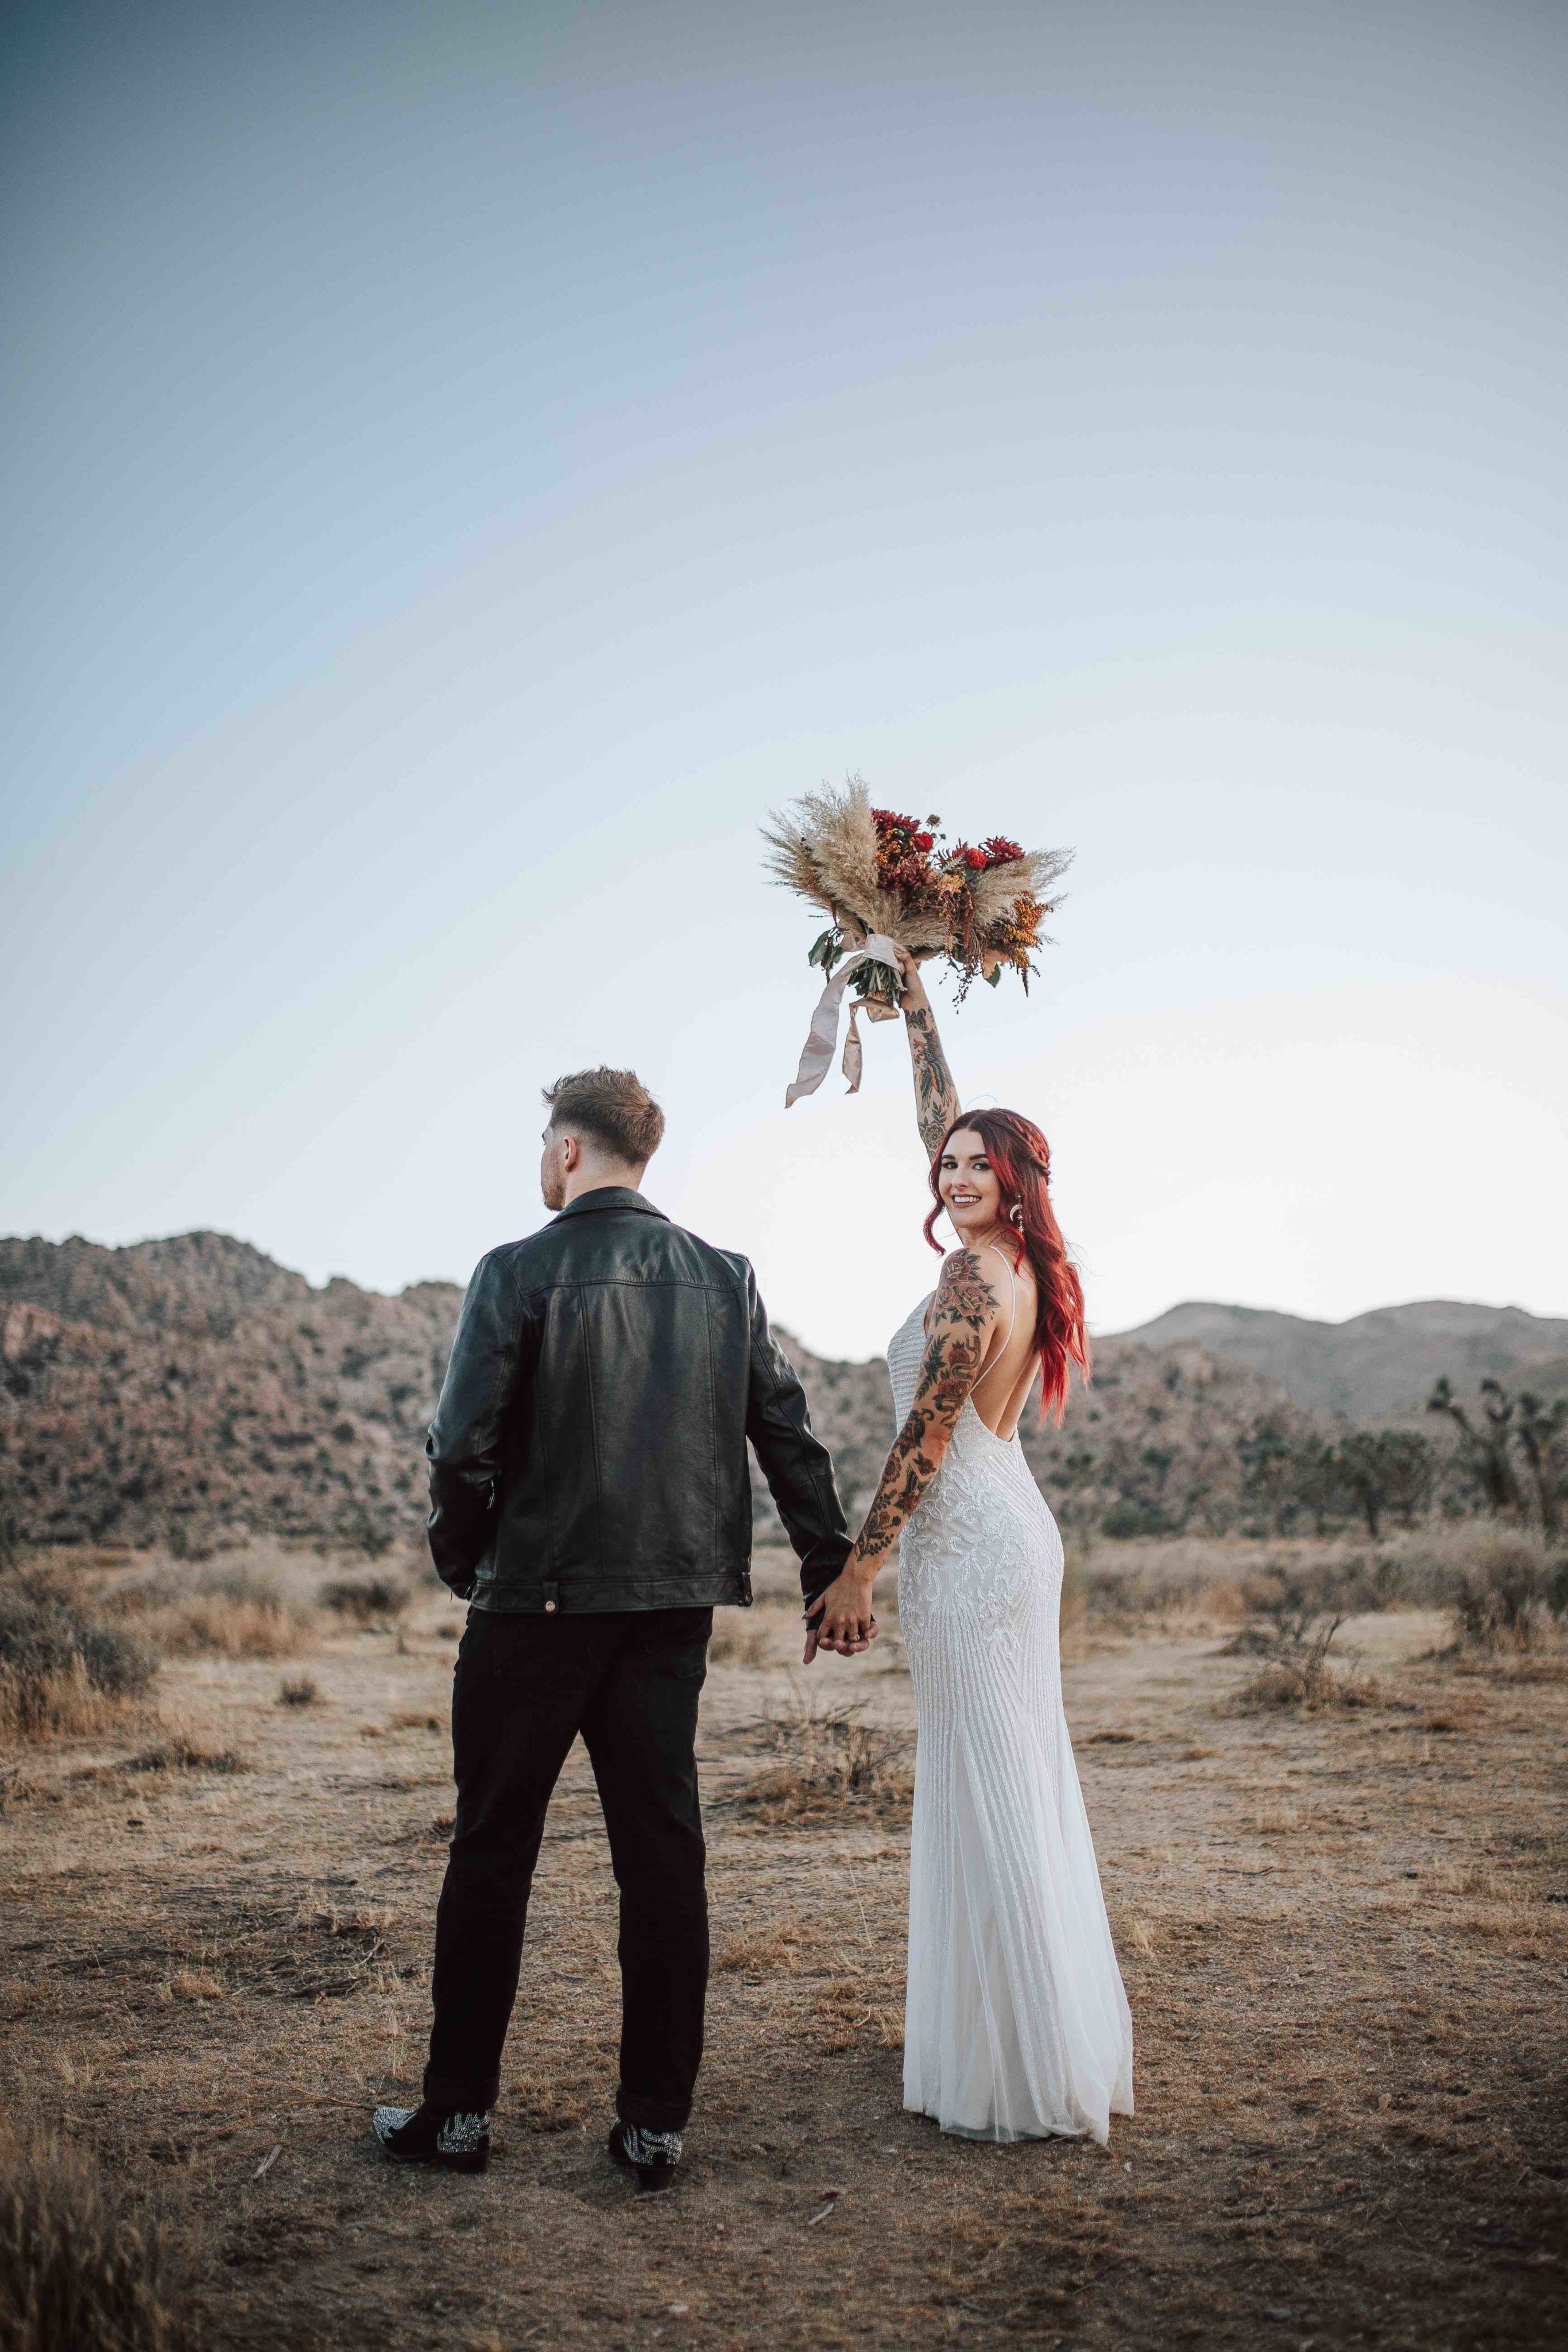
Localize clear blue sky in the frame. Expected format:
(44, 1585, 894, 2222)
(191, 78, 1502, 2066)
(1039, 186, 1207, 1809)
(4, 0, 1565, 1355)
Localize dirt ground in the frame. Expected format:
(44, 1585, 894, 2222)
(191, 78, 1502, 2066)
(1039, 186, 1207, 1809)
(2, 1550, 1565, 2351)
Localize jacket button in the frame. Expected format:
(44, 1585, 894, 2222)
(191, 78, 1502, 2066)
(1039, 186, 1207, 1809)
(543, 1600, 557, 1614)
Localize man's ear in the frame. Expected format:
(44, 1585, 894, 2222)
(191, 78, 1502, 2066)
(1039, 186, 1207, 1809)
(560, 1132, 580, 1173)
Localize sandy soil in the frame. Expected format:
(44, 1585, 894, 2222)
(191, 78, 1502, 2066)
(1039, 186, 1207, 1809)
(2, 1558, 1565, 2350)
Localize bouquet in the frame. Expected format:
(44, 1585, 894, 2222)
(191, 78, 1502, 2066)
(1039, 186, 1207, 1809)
(761, 776, 1071, 1105)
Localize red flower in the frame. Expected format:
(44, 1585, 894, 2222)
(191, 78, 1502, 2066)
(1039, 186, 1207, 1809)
(981, 834, 1024, 866)
(915, 831, 934, 852)
(964, 846, 987, 870)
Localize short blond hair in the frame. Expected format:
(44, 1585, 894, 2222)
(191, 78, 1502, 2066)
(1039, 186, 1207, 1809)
(543, 1067, 665, 1165)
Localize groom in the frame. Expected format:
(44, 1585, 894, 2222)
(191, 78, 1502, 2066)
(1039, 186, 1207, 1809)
(372, 1067, 854, 2191)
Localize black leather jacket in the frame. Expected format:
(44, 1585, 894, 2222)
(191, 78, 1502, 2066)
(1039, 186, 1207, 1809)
(425, 1187, 852, 1614)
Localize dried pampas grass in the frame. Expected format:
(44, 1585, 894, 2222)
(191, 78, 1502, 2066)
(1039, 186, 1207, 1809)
(761, 776, 884, 929)
(969, 846, 1073, 928)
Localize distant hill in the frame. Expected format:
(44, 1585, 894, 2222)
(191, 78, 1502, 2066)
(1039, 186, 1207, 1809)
(1108, 1299, 1568, 1421)
(6, 1231, 1554, 1552)
(2, 1228, 1318, 1552)
(1, 1232, 461, 1550)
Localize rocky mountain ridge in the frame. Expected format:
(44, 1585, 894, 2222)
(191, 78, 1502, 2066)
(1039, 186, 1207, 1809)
(1110, 1297, 1568, 1420)
(0, 1229, 1314, 1551)
(3, 1231, 1553, 1552)
(1, 1232, 461, 1550)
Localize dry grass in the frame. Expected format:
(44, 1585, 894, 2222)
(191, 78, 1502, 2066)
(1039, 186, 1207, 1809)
(1118, 1914, 1159, 1959)
(714, 1921, 823, 1975)
(161, 1969, 227, 2003)
(109, 1567, 316, 1662)
(1448, 1530, 1567, 1654)
(812, 1976, 905, 2054)
(1063, 1540, 1247, 1634)
(124, 1738, 249, 1776)
(0, 1659, 146, 1746)
(0, 1575, 158, 1745)
(3, 1553, 1566, 2350)
(276, 1674, 318, 1708)
(708, 1615, 773, 1669)
(0, 2126, 201, 2352)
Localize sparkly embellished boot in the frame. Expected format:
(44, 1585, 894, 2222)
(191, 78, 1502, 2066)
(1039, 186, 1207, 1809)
(607, 2118, 683, 2194)
(371, 2102, 491, 2173)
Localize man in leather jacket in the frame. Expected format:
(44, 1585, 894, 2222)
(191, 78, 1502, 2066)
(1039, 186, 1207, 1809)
(372, 1066, 853, 2190)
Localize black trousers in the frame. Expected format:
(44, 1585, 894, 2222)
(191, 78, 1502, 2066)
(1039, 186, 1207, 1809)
(423, 1606, 711, 2130)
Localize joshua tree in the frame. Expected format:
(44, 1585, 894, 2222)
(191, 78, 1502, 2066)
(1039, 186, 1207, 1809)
(1337, 1429, 1433, 1539)
(1427, 1376, 1525, 1518)
(1383, 1429, 1436, 1529)
(1238, 1413, 1298, 1535)
(1291, 1436, 1344, 1537)
(1513, 1390, 1567, 1535)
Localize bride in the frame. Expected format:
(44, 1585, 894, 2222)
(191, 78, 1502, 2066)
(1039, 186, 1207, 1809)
(807, 947, 1134, 2144)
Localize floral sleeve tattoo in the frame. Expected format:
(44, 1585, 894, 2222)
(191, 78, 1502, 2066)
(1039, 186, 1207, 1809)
(851, 1252, 997, 1567)
(906, 1004, 962, 1160)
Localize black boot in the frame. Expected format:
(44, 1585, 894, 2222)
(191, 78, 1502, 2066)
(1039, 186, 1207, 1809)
(607, 2118, 683, 2194)
(372, 2102, 491, 2173)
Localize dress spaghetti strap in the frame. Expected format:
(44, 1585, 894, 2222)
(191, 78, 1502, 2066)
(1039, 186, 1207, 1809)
(970, 1246, 1018, 1407)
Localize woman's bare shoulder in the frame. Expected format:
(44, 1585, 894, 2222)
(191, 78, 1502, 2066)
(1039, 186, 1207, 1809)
(932, 1247, 1005, 1324)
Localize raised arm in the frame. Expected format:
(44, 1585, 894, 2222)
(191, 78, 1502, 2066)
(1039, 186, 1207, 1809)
(894, 947, 961, 1162)
(806, 1246, 1000, 1657)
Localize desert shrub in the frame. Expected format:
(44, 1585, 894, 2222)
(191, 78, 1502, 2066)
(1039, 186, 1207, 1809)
(733, 1693, 912, 1826)
(1236, 1626, 1382, 1713)
(112, 1567, 315, 1661)
(327, 1500, 398, 1560)
(1450, 1531, 1566, 1652)
(0, 2125, 199, 2351)
(1224, 1564, 1388, 1711)
(278, 1675, 319, 1708)
(1062, 1541, 1239, 1633)
(1226, 1554, 1404, 1661)
(318, 1573, 411, 1624)
(162, 1522, 213, 1564)
(0, 1577, 158, 1740)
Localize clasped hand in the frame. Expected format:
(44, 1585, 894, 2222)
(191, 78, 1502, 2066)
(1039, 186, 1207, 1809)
(803, 1565, 881, 1664)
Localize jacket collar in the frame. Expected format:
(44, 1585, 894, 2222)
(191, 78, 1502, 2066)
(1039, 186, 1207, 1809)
(552, 1186, 668, 1224)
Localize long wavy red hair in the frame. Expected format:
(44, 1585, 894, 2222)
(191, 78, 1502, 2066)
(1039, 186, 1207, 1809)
(922, 1108, 1090, 1423)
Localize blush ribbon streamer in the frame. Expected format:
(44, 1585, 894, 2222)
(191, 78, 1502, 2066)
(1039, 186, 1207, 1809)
(784, 931, 905, 1107)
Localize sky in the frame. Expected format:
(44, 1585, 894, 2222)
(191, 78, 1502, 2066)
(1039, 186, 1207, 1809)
(3, 0, 1565, 1359)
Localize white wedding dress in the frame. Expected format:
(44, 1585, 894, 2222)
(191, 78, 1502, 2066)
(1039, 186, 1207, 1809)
(888, 1287, 1134, 2144)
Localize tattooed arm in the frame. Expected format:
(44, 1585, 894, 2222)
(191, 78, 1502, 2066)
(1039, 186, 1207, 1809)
(893, 947, 962, 1162)
(805, 1248, 1000, 1659)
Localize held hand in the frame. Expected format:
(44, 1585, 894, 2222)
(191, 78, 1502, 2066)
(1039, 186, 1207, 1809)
(893, 945, 932, 1014)
(803, 1568, 880, 1662)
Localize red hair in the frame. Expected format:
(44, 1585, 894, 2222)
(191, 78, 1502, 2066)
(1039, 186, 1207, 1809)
(922, 1108, 1090, 1423)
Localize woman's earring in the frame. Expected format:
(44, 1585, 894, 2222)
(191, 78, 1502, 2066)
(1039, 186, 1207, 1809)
(1009, 1202, 1024, 1229)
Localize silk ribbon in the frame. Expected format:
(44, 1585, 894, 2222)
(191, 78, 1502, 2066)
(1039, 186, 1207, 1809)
(785, 931, 905, 1107)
